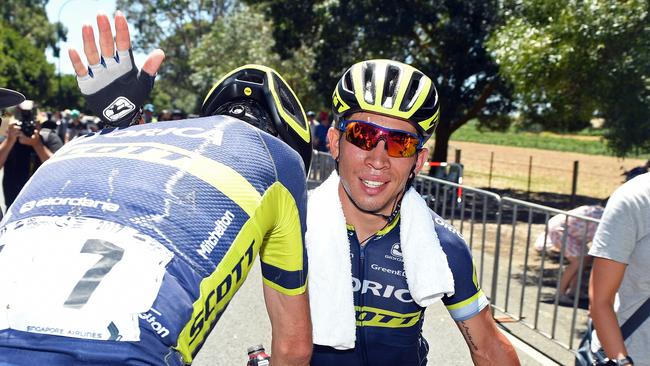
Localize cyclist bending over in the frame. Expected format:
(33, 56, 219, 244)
(0, 12, 312, 366)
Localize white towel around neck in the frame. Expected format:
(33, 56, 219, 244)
(306, 171, 455, 349)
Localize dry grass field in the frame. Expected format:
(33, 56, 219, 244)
(441, 140, 647, 199)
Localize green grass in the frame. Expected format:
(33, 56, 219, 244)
(451, 121, 616, 156)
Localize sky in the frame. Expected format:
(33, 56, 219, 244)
(45, 0, 146, 76)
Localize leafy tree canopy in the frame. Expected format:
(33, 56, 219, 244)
(190, 6, 318, 111)
(0, 21, 55, 104)
(1, 0, 63, 55)
(1, 1, 69, 109)
(118, 1, 319, 113)
(117, 0, 237, 112)
(246, 0, 514, 162)
(44, 74, 85, 112)
(488, 0, 650, 156)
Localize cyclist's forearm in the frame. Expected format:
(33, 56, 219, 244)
(467, 332, 520, 366)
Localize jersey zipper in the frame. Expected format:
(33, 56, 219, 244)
(359, 241, 369, 366)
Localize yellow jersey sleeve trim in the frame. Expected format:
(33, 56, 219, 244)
(445, 289, 485, 311)
(262, 277, 307, 296)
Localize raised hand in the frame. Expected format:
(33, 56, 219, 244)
(68, 11, 165, 128)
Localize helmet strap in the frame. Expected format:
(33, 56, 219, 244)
(405, 161, 418, 191)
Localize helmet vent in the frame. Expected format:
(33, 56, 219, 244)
(342, 70, 354, 92)
(382, 66, 400, 108)
(273, 73, 307, 128)
(401, 73, 423, 111)
(279, 87, 296, 115)
(363, 63, 376, 104)
(237, 73, 264, 85)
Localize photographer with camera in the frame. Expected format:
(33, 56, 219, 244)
(0, 99, 63, 208)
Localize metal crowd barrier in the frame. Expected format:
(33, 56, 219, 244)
(308, 150, 336, 189)
(307, 151, 596, 354)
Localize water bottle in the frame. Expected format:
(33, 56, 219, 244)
(246, 344, 271, 366)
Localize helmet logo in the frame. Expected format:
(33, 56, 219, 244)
(244, 87, 252, 96)
(332, 89, 350, 114)
(418, 108, 440, 134)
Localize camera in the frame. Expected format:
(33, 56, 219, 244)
(16, 120, 36, 137)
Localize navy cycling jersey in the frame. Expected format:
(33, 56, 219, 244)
(0, 116, 308, 365)
(311, 211, 488, 366)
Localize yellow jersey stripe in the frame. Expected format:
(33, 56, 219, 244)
(355, 305, 421, 328)
(53, 142, 262, 216)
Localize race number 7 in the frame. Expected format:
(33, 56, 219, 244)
(63, 239, 124, 309)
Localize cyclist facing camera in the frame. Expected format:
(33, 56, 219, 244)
(0, 12, 312, 366)
(306, 59, 520, 365)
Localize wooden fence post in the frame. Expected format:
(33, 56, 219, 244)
(488, 151, 494, 188)
(570, 160, 579, 206)
(527, 155, 533, 198)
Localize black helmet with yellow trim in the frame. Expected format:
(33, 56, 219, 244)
(331, 59, 440, 141)
(202, 64, 312, 175)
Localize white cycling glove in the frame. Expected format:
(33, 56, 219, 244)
(77, 49, 155, 128)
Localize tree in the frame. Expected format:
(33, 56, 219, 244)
(1, 1, 66, 108)
(44, 74, 85, 111)
(1, 0, 63, 55)
(247, 0, 514, 163)
(190, 6, 318, 112)
(118, 1, 320, 113)
(0, 21, 55, 103)
(488, 0, 650, 156)
(117, 0, 237, 112)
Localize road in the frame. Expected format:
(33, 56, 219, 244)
(193, 260, 552, 366)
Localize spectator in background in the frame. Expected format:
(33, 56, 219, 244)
(56, 109, 71, 142)
(589, 174, 650, 365)
(0, 87, 26, 143)
(85, 116, 100, 132)
(313, 114, 330, 152)
(318, 111, 328, 125)
(40, 112, 57, 130)
(143, 103, 157, 123)
(535, 203, 605, 304)
(171, 109, 185, 120)
(158, 109, 172, 121)
(307, 110, 319, 135)
(622, 159, 649, 182)
(0, 99, 63, 208)
(64, 109, 89, 143)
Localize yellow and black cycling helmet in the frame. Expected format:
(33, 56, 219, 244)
(202, 64, 312, 175)
(332, 59, 440, 141)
